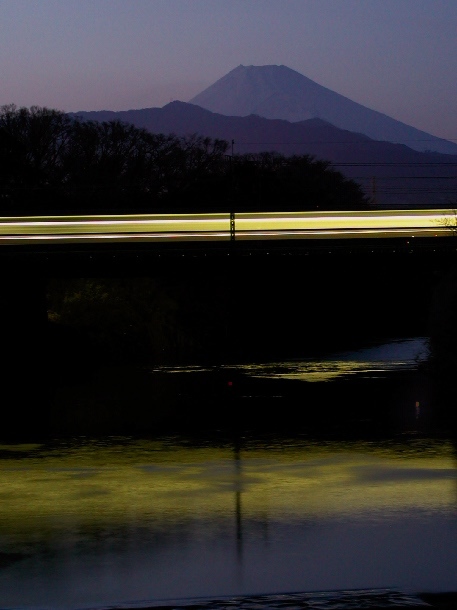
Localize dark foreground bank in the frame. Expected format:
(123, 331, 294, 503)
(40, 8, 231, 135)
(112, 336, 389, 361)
(418, 593, 457, 609)
(8, 361, 456, 442)
(58, 590, 457, 609)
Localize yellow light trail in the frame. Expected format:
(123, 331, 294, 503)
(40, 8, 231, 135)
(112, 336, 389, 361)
(0, 209, 454, 244)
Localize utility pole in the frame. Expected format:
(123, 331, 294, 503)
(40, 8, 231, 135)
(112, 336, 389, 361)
(230, 140, 235, 241)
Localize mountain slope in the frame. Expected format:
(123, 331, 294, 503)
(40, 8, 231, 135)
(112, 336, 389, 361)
(73, 101, 457, 207)
(189, 64, 457, 156)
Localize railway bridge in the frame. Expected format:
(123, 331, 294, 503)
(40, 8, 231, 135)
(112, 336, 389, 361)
(2, 208, 457, 438)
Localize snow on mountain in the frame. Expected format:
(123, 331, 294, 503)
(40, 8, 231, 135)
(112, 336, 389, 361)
(189, 65, 457, 156)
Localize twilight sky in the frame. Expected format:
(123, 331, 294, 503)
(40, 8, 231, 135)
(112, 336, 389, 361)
(1, 0, 456, 140)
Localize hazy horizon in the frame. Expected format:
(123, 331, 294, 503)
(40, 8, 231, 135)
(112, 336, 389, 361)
(1, 0, 456, 141)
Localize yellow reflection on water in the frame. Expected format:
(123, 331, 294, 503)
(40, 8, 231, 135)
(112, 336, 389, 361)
(236, 338, 430, 382)
(243, 360, 390, 382)
(156, 339, 430, 383)
(0, 438, 455, 545)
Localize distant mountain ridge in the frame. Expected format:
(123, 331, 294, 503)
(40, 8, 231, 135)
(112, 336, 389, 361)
(189, 64, 457, 156)
(72, 101, 457, 207)
(72, 100, 452, 161)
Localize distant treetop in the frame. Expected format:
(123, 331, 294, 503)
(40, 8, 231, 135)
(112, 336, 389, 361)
(0, 104, 369, 215)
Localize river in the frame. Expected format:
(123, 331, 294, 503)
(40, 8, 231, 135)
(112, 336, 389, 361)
(0, 337, 456, 609)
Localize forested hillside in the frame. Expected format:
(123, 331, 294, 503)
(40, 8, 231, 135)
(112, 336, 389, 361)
(0, 104, 368, 215)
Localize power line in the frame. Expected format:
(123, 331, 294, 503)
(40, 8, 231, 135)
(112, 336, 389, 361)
(333, 162, 457, 167)
(231, 139, 457, 145)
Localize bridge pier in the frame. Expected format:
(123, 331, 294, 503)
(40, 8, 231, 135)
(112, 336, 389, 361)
(0, 275, 49, 439)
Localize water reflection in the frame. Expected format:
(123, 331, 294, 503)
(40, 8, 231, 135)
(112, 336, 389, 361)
(153, 337, 429, 382)
(0, 435, 456, 609)
(243, 337, 430, 382)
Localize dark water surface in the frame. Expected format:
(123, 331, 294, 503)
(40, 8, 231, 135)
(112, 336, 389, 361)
(1, 338, 456, 609)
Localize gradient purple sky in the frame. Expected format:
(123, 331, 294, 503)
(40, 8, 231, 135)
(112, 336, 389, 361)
(1, 0, 456, 140)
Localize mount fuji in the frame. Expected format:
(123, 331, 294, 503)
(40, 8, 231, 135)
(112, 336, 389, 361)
(189, 64, 457, 156)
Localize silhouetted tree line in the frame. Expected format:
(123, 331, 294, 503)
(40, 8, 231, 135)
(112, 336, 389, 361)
(0, 105, 369, 214)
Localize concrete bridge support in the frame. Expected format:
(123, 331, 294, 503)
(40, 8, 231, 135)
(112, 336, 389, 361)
(0, 275, 49, 439)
